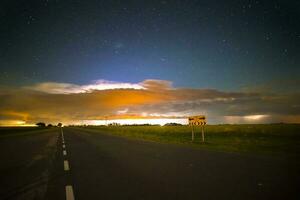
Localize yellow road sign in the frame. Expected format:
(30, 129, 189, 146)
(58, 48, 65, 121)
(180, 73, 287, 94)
(188, 115, 206, 126)
(188, 115, 207, 142)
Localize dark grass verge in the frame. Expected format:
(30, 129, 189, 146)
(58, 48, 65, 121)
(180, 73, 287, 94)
(0, 127, 59, 138)
(69, 124, 300, 157)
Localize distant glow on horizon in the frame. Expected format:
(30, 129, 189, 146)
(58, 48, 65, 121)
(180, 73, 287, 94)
(0, 120, 36, 127)
(224, 114, 270, 124)
(244, 115, 269, 120)
(81, 118, 188, 126)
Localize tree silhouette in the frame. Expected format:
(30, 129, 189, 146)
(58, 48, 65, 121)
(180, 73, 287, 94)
(36, 122, 46, 127)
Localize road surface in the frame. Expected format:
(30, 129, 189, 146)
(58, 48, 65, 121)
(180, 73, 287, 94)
(0, 127, 299, 199)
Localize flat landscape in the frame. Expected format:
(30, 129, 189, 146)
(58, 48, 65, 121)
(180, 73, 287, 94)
(75, 124, 300, 156)
(0, 125, 299, 199)
(2, 1, 299, 199)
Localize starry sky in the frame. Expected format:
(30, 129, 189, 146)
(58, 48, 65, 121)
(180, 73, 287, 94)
(0, 0, 300, 125)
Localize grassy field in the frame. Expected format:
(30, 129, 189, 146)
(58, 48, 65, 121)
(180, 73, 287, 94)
(74, 124, 300, 156)
(0, 127, 55, 138)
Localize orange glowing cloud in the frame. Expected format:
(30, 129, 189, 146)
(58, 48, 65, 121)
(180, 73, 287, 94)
(0, 79, 299, 125)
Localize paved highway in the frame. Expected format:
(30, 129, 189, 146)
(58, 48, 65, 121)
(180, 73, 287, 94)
(0, 127, 299, 199)
(0, 128, 64, 200)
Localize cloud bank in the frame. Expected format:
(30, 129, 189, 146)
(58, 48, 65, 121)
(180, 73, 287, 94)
(24, 80, 144, 94)
(1, 79, 300, 125)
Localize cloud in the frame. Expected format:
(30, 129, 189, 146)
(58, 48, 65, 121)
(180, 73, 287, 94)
(1, 79, 300, 125)
(25, 80, 144, 94)
(141, 79, 173, 90)
(24, 82, 84, 94)
(25, 79, 175, 94)
(241, 78, 300, 94)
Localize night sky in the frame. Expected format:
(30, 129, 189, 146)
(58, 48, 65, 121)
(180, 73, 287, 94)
(0, 0, 300, 125)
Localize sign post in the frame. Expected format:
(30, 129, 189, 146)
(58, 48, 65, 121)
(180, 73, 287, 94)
(191, 124, 194, 141)
(188, 116, 206, 142)
(201, 125, 205, 142)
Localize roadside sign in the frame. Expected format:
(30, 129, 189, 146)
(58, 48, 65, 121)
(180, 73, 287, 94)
(188, 116, 206, 142)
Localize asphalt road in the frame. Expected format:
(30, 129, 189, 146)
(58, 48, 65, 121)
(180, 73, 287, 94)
(0, 128, 64, 200)
(0, 127, 299, 200)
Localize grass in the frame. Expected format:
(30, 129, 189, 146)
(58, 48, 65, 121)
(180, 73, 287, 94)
(74, 124, 300, 156)
(0, 127, 56, 138)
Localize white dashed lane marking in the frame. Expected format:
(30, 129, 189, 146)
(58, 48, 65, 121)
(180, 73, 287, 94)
(66, 185, 75, 200)
(64, 160, 70, 171)
(61, 128, 75, 199)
